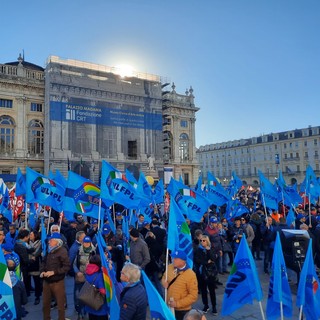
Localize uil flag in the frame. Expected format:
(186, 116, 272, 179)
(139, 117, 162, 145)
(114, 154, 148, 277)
(64, 171, 107, 219)
(296, 238, 320, 320)
(0, 248, 16, 319)
(222, 235, 263, 316)
(167, 178, 210, 222)
(26, 167, 65, 212)
(100, 160, 142, 208)
(266, 232, 292, 319)
(207, 172, 230, 206)
(141, 270, 175, 320)
(167, 199, 193, 268)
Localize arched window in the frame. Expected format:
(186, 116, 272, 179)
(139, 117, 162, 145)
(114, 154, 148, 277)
(28, 119, 44, 155)
(0, 116, 15, 154)
(179, 133, 189, 161)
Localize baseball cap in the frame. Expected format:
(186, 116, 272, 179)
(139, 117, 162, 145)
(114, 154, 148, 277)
(209, 216, 218, 223)
(83, 236, 92, 243)
(48, 232, 62, 240)
(102, 224, 111, 235)
(171, 250, 187, 261)
(91, 219, 98, 224)
(297, 214, 305, 220)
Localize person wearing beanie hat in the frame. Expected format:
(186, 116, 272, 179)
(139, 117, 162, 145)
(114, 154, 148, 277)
(40, 227, 70, 320)
(127, 228, 150, 270)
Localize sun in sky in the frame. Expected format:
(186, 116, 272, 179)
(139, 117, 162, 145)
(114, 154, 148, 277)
(114, 64, 135, 78)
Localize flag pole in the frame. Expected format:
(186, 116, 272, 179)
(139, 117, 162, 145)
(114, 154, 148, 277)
(164, 248, 169, 304)
(258, 300, 266, 320)
(299, 306, 303, 320)
(308, 193, 312, 228)
(46, 207, 52, 234)
(280, 301, 284, 320)
(98, 198, 102, 230)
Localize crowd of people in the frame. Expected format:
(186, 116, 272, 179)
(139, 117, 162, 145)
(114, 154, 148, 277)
(1, 189, 320, 319)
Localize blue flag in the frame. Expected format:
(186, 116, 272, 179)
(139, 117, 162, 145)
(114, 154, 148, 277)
(26, 167, 65, 212)
(96, 232, 120, 319)
(0, 247, 17, 319)
(141, 270, 175, 320)
(167, 178, 210, 222)
(194, 175, 203, 193)
(286, 206, 296, 228)
(225, 199, 249, 221)
(167, 199, 193, 269)
(137, 171, 153, 199)
(15, 167, 26, 196)
(266, 232, 292, 319)
(301, 165, 320, 204)
(207, 172, 230, 206)
(258, 170, 278, 210)
(227, 171, 243, 197)
(63, 171, 105, 219)
(221, 235, 263, 316)
(0, 180, 10, 215)
(100, 160, 142, 208)
(152, 179, 164, 204)
(296, 239, 320, 320)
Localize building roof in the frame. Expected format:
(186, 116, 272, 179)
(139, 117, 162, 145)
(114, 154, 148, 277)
(5, 54, 44, 72)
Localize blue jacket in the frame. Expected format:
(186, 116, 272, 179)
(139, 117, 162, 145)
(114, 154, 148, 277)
(120, 281, 147, 320)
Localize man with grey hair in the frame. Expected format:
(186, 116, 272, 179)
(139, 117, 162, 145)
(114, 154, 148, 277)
(183, 309, 207, 320)
(40, 232, 70, 320)
(119, 262, 148, 320)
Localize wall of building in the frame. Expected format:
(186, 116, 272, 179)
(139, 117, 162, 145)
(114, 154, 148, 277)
(197, 127, 320, 186)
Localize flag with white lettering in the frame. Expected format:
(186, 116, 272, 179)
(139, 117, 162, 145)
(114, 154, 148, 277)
(26, 167, 65, 212)
(100, 160, 142, 208)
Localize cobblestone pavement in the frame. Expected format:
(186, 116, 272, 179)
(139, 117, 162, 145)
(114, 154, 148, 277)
(24, 258, 301, 320)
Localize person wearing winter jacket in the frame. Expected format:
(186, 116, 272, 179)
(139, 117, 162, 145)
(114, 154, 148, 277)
(119, 262, 148, 320)
(84, 254, 109, 320)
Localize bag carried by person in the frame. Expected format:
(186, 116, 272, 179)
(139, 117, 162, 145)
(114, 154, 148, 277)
(203, 263, 218, 283)
(77, 275, 104, 311)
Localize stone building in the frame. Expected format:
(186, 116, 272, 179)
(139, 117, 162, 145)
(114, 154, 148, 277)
(162, 83, 199, 186)
(0, 54, 45, 182)
(0, 55, 200, 186)
(197, 126, 320, 186)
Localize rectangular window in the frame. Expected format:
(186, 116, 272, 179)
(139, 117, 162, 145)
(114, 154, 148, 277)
(31, 103, 43, 112)
(183, 173, 189, 186)
(180, 120, 188, 128)
(0, 99, 13, 108)
(128, 140, 137, 159)
(314, 139, 318, 146)
(304, 141, 308, 146)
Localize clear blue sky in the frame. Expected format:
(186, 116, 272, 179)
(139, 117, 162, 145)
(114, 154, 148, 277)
(1, 1, 320, 147)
